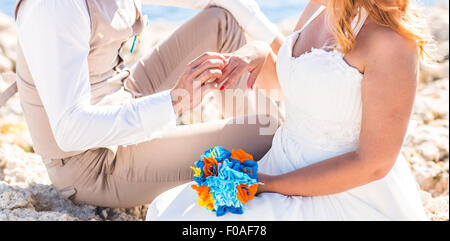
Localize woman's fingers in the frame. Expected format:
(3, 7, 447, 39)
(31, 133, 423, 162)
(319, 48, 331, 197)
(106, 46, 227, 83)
(188, 58, 225, 80)
(216, 59, 240, 88)
(188, 52, 226, 69)
(222, 57, 243, 78)
(217, 55, 252, 90)
(217, 62, 236, 84)
(194, 68, 223, 86)
(247, 66, 261, 90)
(220, 65, 248, 90)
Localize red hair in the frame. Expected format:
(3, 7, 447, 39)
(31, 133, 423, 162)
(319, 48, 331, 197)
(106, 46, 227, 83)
(326, 0, 431, 60)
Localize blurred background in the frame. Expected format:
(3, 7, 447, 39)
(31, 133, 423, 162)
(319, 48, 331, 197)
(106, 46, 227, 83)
(0, 0, 448, 22)
(0, 0, 448, 221)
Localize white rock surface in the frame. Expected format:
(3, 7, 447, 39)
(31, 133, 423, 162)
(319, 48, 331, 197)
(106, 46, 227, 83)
(0, 12, 16, 72)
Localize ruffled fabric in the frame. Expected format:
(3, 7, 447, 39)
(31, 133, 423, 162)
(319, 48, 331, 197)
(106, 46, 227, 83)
(191, 147, 260, 216)
(191, 185, 215, 211)
(201, 146, 231, 162)
(280, 31, 363, 82)
(237, 184, 258, 204)
(202, 157, 219, 177)
(230, 149, 254, 162)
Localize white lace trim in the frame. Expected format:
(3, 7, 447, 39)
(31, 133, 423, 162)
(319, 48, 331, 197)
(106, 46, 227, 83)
(285, 33, 363, 81)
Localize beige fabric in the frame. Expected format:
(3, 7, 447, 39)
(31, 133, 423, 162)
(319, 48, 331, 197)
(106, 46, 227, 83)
(42, 7, 275, 208)
(15, 0, 144, 159)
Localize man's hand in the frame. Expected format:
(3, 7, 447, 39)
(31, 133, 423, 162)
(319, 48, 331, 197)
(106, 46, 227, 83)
(170, 52, 226, 116)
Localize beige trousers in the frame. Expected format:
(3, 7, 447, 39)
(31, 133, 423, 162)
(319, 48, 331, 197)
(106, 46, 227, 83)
(45, 7, 275, 208)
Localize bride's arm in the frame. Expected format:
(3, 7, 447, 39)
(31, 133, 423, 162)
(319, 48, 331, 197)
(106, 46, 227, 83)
(259, 30, 419, 196)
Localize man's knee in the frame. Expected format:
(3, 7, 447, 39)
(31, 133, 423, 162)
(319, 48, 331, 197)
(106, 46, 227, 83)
(197, 7, 246, 51)
(199, 6, 231, 22)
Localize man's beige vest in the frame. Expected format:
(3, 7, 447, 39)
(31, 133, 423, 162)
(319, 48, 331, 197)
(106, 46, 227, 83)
(14, 0, 145, 159)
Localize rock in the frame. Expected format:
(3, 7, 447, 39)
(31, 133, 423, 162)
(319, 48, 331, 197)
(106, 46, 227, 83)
(0, 143, 149, 221)
(420, 3, 449, 83)
(420, 61, 450, 83)
(0, 12, 14, 31)
(0, 144, 49, 186)
(0, 53, 13, 73)
(0, 34, 17, 69)
(404, 76, 449, 198)
(418, 142, 441, 162)
(424, 3, 449, 43)
(410, 156, 449, 197)
(0, 121, 33, 154)
(0, 12, 17, 72)
(430, 40, 449, 63)
(0, 208, 75, 221)
(421, 191, 449, 221)
(0, 182, 33, 209)
(414, 78, 449, 123)
(0, 52, 14, 73)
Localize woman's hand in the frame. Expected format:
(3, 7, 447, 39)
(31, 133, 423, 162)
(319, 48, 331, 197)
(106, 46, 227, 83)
(218, 41, 271, 91)
(170, 52, 226, 115)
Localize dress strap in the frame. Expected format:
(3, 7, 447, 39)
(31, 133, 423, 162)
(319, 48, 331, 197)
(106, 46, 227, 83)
(351, 8, 369, 37)
(298, 5, 326, 33)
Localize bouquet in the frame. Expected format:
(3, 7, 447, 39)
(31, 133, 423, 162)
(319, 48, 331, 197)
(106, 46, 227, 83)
(190, 146, 260, 217)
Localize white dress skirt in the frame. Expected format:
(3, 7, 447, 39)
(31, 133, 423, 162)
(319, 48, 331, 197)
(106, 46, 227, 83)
(146, 7, 428, 221)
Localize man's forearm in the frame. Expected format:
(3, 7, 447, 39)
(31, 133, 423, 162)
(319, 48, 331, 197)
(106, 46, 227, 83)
(270, 36, 285, 55)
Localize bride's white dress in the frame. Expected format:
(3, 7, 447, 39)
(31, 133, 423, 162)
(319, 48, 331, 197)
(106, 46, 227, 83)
(146, 7, 427, 221)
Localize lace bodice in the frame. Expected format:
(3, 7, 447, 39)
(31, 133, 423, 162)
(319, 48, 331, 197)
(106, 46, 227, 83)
(276, 7, 367, 153)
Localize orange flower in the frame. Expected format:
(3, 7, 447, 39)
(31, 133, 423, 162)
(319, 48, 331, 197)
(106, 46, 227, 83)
(203, 157, 219, 177)
(230, 149, 254, 163)
(236, 184, 258, 204)
(191, 185, 215, 210)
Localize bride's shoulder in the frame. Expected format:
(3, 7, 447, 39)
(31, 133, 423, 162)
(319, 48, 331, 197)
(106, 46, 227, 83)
(294, 2, 323, 32)
(359, 22, 418, 62)
(358, 23, 419, 86)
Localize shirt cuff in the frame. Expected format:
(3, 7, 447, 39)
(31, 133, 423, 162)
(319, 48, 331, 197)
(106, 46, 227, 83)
(136, 90, 177, 139)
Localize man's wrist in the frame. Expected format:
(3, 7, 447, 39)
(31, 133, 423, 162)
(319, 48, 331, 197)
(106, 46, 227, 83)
(170, 89, 183, 116)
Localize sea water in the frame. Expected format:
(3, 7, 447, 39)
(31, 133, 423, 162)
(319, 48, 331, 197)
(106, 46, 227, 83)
(0, 0, 446, 23)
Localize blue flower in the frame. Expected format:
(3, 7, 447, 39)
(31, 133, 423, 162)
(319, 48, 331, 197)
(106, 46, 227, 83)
(201, 146, 231, 162)
(240, 160, 259, 181)
(216, 206, 243, 217)
(202, 159, 258, 216)
(191, 146, 260, 216)
(193, 160, 206, 185)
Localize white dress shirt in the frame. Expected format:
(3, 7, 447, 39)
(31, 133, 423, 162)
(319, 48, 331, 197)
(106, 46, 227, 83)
(16, 0, 281, 152)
